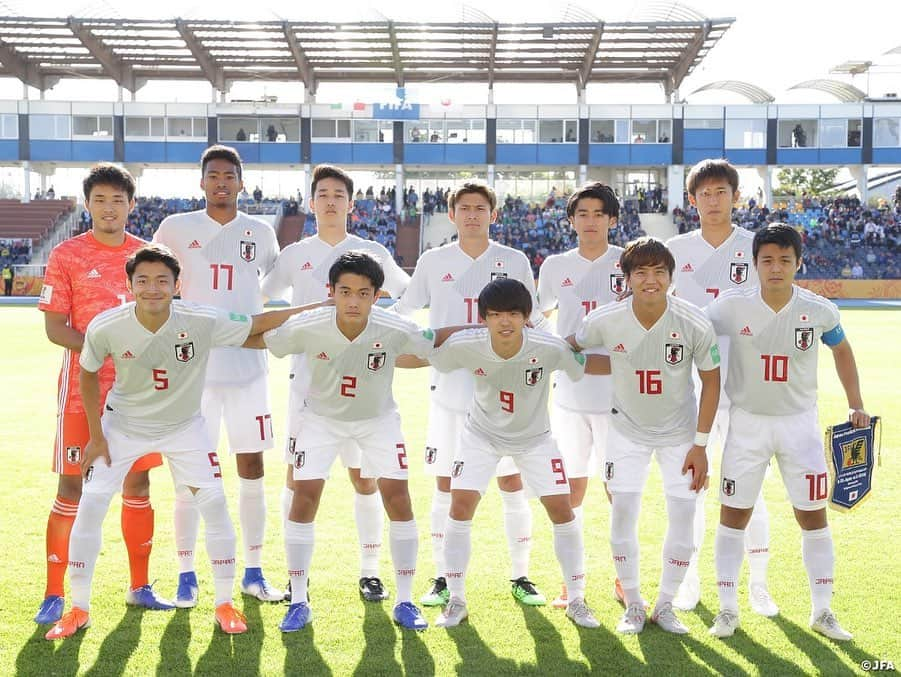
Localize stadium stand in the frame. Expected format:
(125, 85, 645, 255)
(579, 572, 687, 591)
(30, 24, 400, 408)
(0, 199, 75, 264)
(673, 196, 900, 279)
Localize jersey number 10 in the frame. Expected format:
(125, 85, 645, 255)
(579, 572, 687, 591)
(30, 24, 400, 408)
(760, 354, 789, 382)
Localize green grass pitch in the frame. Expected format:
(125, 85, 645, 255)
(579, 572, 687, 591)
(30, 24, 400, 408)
(1, 307, 898, 676)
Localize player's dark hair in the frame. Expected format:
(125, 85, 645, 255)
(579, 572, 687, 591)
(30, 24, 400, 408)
(126, 243, 181, 281)
(686, 158, 739, 195)
(752, 223, 803, 262)
(477, 277, 532, 321)
(566, 181, 620, 220)
(449, 181, 497, 212)
(620, 236, 675, 276)
(311, 164, 354, 197)
(201, 144, 243, 179)
(328, 250, 384, 291)
(83, 163, 136, 201)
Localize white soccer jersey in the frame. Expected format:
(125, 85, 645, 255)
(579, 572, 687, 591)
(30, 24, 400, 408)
(80, 301, 252, 438)
(537, 246, 624, 413)
(430, 327, 587, 452)
(707, 285, 841, 416)
(667, 226, 757, 308)
(575, 296, 720, 446)
(392, 240, 546, 412)
(153, 210, 278, 386)
(261, 233, 410, 398)
(264, 306, 434, 421)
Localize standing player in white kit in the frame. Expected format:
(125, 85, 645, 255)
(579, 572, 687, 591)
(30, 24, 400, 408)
(154, 146, 282, 605)
(536, 181, 624, 608)
(392, 182, 550, 608)
(666, 158, 776, 616)
(262, 164, 409, 602)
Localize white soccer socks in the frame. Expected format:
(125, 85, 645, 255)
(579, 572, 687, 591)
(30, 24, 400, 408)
(745, 493, 770, 585)
(356, 491, 384, 579)
(553, 518, 586, 600)
(610, 492, 642, 606)
(802, 526, 835, 617)
(714, 523, 745, 611)
(443, 518, 473, 602)
(500, 488, 533, 580)
(284, 520, 314, 605)
(67, 492, 114, 611)
(173, 484, 200, 574)
(658, 496, 696, 608)
(389, 520, 418, 604)
(430, 489, 452, 577)
(238, 477, 266, 568)
(195, 487, 237, 606)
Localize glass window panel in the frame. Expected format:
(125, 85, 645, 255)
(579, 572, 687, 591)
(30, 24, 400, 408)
(657, 119, 672, 142)
(261, 117, 299, 142)
(125, 117, 150, 137)
(219, 117, 258, 142)
(778, 119, 817, 147)
(725, 119, 766, 148)
(631, 120, 656, 143)
(539, 119, 563, 143)
(874, 118, 899, 147)
(819, 119, 848, 148)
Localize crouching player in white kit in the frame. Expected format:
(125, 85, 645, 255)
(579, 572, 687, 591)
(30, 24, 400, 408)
(707, 224, 869, 641)
(428, 277, 609, 629)
(569, 237, 720, 635)
(45, 244, 313, 640)
(261, 252, 439, 632)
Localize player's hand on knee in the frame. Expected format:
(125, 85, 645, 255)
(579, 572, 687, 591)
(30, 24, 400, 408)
(848, 408, 870, 428)
(682, 445, 708, 493)
(82, 437, 111, 477)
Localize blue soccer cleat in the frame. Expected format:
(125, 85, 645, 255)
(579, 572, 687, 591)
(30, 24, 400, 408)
(34, 595, 65, 624)
(175, 571, 199, 608)
(242, 567, 284, 602)
(393, 601, 428, 631)
(126, 583, 176, 610)
(279, 602, 313, 632)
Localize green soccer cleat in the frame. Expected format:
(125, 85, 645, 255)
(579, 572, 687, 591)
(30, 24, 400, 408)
(511, 577, 546, 606)
(420, 577, 450, 607)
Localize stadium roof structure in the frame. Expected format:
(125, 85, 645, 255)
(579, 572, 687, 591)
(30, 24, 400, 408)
(789, 79, 868, 103)
(690, 80, 775, 103)
(0, 13, 734, 95)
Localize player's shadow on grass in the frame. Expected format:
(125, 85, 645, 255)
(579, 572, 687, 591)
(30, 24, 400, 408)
(353, 602, 403, 676)
(82, 607, 145, 677)
(688, 601, 800, 675)
(16, 624, 86, 677)
(157, 608, 193, 676)
(573, 615, 646, 674)
(517, 605, 585, 674)
(193, 600, 266, 675)
(773, 614, 869, 672)
(282, 622, 331, 675)
(443, 620, 520, 674)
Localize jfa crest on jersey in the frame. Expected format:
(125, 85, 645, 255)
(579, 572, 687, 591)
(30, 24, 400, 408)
(665, 343, 684, 365)
(610, 272, 626, 295)
(175, 341, 195, 363)
(240, 240, 256, 262)
(730, 261, 749, 284)
(795, 327, 814, 351)
(368, 351, 387, 371)
(525, 367, 543, 386)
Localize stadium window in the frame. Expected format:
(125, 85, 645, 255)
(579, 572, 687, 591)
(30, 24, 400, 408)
(657, 119, 672, 142)
(73, 115, 113, 138)
(260, 117, 299, 142)
(125, 116, 165, 139)
(874, 117, 900, 147)
(631, 120, 656, 144)
(684, 119, 723, 129)
(167, 116, 204, 138)
(589, 119, 616, 143)
(0, 114, 17, 139)
(353, 120, 393, 143)
(819, 118, 861, 148)
(445, 119, 484, 143)
(725, 119, 766, 148)
(219, 117, 259, 142)
(405, 120, 444, 143)
(778, 119, 817, 148)
(538, 119, 577, 143)
(496, 119, 537, 144)
(311, 119, 351, 141)
(29, 114, 70, 140)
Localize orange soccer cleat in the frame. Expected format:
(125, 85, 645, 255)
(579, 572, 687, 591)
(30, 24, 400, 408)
(45, 607, 91, 640)
(215, 602, 248, 634)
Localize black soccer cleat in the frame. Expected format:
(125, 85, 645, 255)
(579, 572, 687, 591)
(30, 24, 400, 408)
(359, 576, 390, 602)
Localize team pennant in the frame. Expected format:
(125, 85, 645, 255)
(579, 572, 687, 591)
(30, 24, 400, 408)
(824, 417, 881, 512)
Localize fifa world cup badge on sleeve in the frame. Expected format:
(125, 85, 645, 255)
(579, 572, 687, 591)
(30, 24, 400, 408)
(824, 417, 881, 512)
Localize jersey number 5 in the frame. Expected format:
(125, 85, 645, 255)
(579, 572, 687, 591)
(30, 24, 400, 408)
(152, 368, 168, 390)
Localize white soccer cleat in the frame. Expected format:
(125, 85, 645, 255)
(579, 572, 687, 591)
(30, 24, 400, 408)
(748, 583, 779, 617)
(617, 602, 647, 634)
(709, 609, 740, 638)
(672, 573, 701, 612)
(651, 602, 689, 634)
(565, 597, 600, 628)
(810, 609, 852, 641)
(434, 597, 468, 628)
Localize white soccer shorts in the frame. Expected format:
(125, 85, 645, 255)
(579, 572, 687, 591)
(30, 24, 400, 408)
(291, 410, 408, 482)
(450, 427, 571, 498)
(551, 405, 609, 479)
(425, 400, 518, 478)
(604, 424, 699, 500)
(82, 415, 223, 496)
(720, 406, 827, 511)
(202, 373, 275, 454)
(283, 406, 361, 469)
